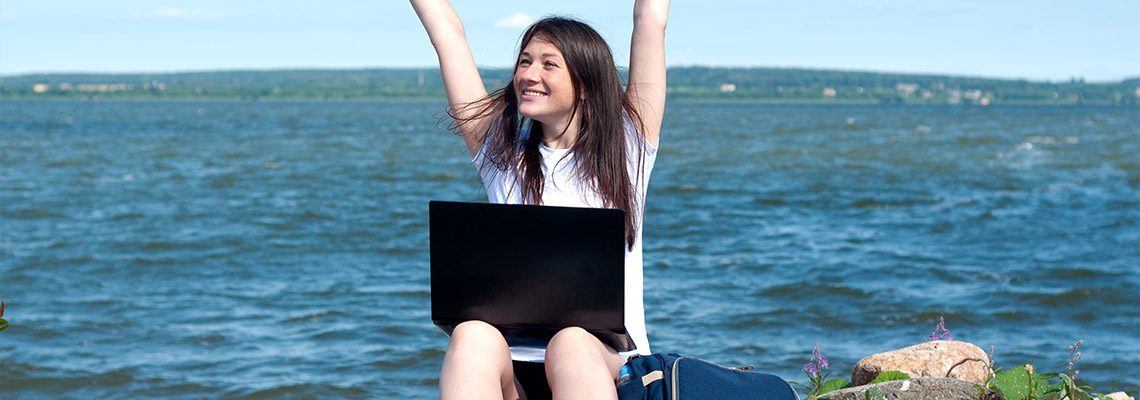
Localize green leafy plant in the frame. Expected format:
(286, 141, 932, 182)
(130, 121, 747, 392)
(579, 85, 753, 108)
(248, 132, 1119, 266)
(864, 387, 887, 400)
(1041, 340, 1112, 400)
(979, 340, 1124, 400)
(994, 364, 1049, 400)
(974, 345, 1001, 400)
(868, 371, 910, 384)
(0, 300, 8, 332)
(818, 378, 852, 396)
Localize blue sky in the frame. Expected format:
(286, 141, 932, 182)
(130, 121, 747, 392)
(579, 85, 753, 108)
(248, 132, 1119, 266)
(1, 1, 1137, 81)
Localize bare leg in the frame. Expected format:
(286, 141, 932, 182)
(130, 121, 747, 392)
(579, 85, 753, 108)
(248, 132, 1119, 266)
(544, 327, 627, 400)
(440, 320, 525, 400)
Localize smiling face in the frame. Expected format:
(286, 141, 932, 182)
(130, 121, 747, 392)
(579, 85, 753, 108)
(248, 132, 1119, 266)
(514, 36, 578, 128)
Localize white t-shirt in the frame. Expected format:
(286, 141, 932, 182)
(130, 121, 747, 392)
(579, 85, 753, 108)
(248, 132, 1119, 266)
(472, 122, 657, 362)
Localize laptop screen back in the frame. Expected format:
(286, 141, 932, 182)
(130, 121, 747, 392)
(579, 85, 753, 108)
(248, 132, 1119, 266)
(429, 201, 633, 351)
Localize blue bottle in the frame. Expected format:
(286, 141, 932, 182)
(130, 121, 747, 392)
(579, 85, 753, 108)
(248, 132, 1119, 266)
(616, 364, 634, 386)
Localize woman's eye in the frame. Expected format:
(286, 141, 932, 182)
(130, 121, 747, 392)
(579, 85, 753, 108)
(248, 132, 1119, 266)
(544, 62, 558, 68)
(518, 59, 531, 66)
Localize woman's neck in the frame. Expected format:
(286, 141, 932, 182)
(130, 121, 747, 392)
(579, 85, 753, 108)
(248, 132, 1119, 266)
(538, 112, 581, 149)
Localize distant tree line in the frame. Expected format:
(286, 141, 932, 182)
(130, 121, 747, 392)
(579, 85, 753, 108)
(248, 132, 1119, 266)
(1, 67, 1136, 105)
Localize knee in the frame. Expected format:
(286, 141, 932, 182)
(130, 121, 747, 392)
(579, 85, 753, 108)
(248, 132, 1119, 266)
(546, 326, 601, 361)
(450, 320, 508, 351)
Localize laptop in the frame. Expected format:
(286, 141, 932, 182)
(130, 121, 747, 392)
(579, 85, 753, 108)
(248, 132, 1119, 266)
(429, 200, 635, 354)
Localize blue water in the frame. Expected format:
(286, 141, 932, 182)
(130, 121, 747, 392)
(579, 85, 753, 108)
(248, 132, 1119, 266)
(1, 100, 1137, 398)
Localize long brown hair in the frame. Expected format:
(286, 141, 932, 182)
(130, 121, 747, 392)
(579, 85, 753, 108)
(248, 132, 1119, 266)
(452, 16, 647, 250)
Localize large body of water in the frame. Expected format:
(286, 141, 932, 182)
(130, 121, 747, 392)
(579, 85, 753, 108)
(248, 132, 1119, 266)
(1, 100, 1137, 398)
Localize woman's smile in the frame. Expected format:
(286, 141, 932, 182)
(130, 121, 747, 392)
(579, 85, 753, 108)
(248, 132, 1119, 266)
(520, 88, 548, 100)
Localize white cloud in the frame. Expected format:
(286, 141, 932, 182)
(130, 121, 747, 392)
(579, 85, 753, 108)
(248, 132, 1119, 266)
(495, 12, 535, 29)
(135, 8, 230, 20)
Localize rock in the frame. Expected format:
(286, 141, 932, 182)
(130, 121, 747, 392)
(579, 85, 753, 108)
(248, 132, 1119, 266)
(852, 341, 990, 386)
(820, 378, 988, 400)
(1106, 392, 1135, 400)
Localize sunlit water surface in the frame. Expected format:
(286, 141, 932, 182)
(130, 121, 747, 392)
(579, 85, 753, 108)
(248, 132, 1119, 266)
(1, 100, 1137, 398)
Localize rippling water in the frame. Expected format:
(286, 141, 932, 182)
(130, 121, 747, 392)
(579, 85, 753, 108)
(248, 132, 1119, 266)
(1, 100, 1137, 398)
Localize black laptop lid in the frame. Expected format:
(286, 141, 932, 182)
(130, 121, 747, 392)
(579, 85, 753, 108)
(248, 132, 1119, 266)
(429, 201, 633, 351)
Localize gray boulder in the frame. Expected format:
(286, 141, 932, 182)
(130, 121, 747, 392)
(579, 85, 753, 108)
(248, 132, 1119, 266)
(819, 378, 993, 400)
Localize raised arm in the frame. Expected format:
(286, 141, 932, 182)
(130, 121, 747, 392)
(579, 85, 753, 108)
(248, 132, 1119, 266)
(626, 0, 670, 148)
(410, 0, 491, 157)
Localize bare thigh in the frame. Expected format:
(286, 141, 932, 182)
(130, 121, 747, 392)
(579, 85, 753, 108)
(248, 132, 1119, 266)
(440, 320, 525, 400)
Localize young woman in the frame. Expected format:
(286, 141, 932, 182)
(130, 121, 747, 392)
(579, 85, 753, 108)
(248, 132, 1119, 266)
(411, 1, 669, 399)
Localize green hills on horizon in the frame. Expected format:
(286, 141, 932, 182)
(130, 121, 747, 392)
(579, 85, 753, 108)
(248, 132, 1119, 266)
(2, 67, 1137, 105)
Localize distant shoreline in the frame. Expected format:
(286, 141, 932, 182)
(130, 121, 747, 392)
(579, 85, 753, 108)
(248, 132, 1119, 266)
(8, 96, 1140, 107)
(3, 95, 1138, 106)
(2, 67, 1136, 105)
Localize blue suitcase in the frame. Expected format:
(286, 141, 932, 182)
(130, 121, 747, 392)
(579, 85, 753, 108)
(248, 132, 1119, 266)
(617, 353, 800, 400)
